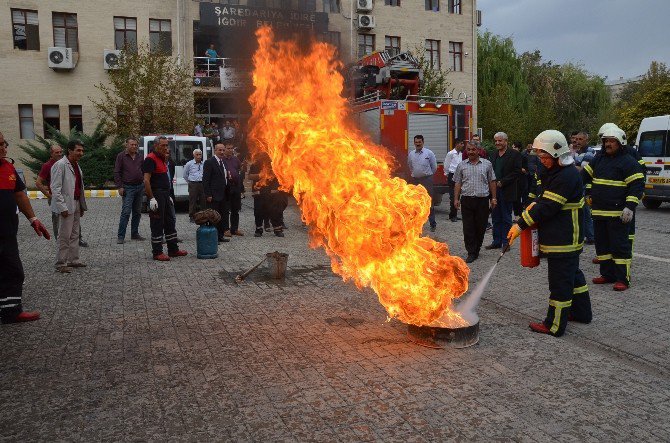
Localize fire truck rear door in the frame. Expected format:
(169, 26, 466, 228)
(407, 113, 450, 162)
(358, 108, 381, 144)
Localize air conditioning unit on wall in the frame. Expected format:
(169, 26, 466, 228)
(48, 47, 77, 70)
(357, 0, 373, 12)
(103, 49, 122, 70)
(358, 15, 376, 29)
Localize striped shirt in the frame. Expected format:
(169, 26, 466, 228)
(453, 158, 496, 197)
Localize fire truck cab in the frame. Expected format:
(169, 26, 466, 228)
(350, 50, 473, 202)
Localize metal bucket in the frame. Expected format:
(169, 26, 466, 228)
(407, 321, 480, 349)
(266, 252, 289, 279)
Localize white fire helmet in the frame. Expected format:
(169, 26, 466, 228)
(601, 126, 626, 145)
(598, 122, 627, 143)
(533, 130, 571, 158)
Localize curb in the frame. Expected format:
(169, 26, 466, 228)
(28, 190, 120, 199)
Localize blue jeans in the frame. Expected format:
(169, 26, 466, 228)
(117, 183, 144, 239)
(583, 204, 594, 241)
(491, 187, 513, 247)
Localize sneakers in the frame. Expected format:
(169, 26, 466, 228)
(592, 276, 613, 284)
(168, 250, 188, 258)
(529, 322, 551, 335)
(254, 228, 263, 237)
(153, 253, 171, 261)
(613, 282, 629, 291)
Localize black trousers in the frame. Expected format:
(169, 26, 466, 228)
(253, 193, 282, 230)
(447, 173, 457, 219)
(594, 217, 631, 285)
(544, 255, 591, 337)
(0, 235, 24, 321)
(228, 190, 242, 233)
(208, 198, 229, 239)
(461, 196, 489, 256)
(150, 190, 178, 256)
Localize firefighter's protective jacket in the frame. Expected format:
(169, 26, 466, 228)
(518, 164, 584, 256)
(582, 147, 644, 218)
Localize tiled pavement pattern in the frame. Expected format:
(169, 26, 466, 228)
(2, 196, 669, 441)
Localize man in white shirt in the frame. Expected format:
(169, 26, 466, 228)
(407, 134, 438, 231)
(444, 139, 464, 222)
(182, 149, 206, 223)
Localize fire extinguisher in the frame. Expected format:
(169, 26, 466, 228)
(520, 225, 540, 268)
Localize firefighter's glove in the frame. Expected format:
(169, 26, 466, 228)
(507, 224, 523, 245)
(585, 195, 592, 206)
(149, 198, 158, 211)
(31, 218, 51, 240)
(621, 207, 634, 224)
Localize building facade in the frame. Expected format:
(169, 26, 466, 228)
(1, 0, 478, 180)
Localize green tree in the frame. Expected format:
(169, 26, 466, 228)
(18, 123, 124, 188)
(411, 46, 452, 97)
(91, 44, 195, 136)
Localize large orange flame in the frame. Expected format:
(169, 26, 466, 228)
(248, 27, 469, 326)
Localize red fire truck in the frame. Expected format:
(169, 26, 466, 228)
(350, 50, 474, 201)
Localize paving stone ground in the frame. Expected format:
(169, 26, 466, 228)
(1, 196, 669, 442)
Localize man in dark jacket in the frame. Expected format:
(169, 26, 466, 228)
(487, 131, 522, 250)
(582, 126, 644, 291)
(508, 130, 591, 337)
(202, 142, 230, 243)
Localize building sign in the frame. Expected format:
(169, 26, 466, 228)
(220, 66, 253, 92)
(199, 2, 328, 33)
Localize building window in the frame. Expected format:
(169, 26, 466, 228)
(448, 0, 461, 14)
(322, 0, 340, 13)
(150, 19, 172, 54)
(296, 0, 317, 11)
(321, 31, 341, 51)
(425, 0, 439, 11)
(69, 106, 83, 132)
(114, 17, 137, 52)
(385, 0, 400, 6)
(18, 105, 35, 140)
(385, 36, 401, 56)
(358, 34, 375, 58)
(11, 9, 40, 51)
(43, 105, 60, 136)
(52, 12, 78, 51)
(449, 41, 463, 71)
(425, 39, 440, 69)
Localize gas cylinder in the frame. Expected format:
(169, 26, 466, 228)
(520, 225, 540, 268)
(196, 224, 218, 259)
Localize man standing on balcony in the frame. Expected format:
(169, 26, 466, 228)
(205, 43, 220, 75)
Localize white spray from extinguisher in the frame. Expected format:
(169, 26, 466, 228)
(454, 244, 510, 325)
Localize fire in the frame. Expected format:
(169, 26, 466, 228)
(248, 27, 469, 326)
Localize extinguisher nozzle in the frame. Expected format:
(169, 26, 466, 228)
(496, 244, 511, 264)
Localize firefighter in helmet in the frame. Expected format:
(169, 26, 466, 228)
(590, 123, 646, 267)
(583, 126, 644, 291)
(507, 130, 592, 337)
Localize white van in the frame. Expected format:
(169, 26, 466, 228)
(635, 116, 670, 209)
(139, 135, 213, 204)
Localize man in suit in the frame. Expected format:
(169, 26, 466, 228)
(486, 131, 522, 250)
(50, 140, 88, 273)
(203, 142, 230, 243)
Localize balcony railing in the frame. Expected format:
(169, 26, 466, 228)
(193, 57, 254, 91)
